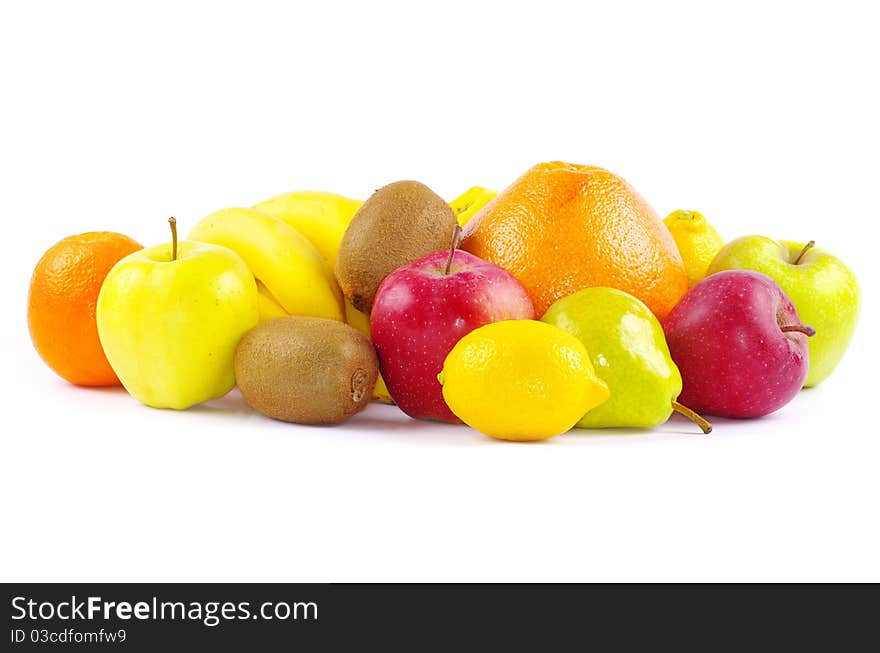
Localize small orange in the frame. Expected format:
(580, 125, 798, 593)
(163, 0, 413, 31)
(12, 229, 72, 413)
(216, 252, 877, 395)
(28, 231, 143, 386)
(462, 162, 688, 319)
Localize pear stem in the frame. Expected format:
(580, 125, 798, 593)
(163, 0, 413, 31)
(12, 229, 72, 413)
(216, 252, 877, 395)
(671, 401, 713, 434)
(444, 225, 463, 275)
(168, 217, 178, 261)
(793, 240, 815, 265)
(781, 324, 816, 337)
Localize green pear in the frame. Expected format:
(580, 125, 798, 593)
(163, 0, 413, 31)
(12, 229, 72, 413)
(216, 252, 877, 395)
(541, 287, 710, 433)
(708, 237, 860, 386)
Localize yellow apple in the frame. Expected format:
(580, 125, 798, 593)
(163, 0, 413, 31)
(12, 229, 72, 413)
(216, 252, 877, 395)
(97, 233, 259, 410)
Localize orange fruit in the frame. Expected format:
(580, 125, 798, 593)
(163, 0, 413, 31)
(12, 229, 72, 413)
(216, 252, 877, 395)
(462, 162, 688, 319)
(28, 231, 143, 386)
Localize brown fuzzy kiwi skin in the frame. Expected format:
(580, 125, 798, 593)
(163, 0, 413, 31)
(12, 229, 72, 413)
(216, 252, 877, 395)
(234, 317, 379, 425)
(335, 180, 458, 313)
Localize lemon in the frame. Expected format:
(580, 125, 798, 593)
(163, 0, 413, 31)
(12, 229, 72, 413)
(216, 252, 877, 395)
(438, 320, 610, 441)
(663, 210, 725, 287)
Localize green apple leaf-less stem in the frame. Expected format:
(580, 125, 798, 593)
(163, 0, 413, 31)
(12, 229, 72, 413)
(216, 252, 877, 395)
(781, 324, 817, 336)
(793, 240, 815, 265)
(168, 217, 178, 261)
(671, 401, 713, 434)
(444, 225, 463, 275)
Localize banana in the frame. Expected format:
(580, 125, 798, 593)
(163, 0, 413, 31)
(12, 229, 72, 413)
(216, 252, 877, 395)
(255, 281, 288, 321)
(249, 191, 394, 404)
(344, 298, 394, 405)
(253, 190, 362, 268)
(188, 208, 344, 322)
(449, 186, 498, 227)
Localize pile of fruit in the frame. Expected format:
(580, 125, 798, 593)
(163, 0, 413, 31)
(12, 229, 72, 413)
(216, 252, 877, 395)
(27, 162, 861, 441)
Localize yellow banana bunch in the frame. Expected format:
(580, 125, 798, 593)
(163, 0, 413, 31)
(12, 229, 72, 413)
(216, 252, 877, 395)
(249, 190, 393, 403)
(188, 208, 345, 323)
(449, 186, 498, 227)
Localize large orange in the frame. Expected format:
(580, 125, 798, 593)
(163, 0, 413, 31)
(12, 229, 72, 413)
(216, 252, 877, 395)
(28, 231, 143, 386)
(462, 162, 688, 318)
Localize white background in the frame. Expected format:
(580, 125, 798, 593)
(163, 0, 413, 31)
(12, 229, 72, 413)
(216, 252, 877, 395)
(1, 1, 877, 582)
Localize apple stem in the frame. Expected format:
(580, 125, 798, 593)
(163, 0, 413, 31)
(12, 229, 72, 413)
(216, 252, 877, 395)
(444, 224, 463, 275)
(781, 324, 816, 337)
(793, 240, 815, 265)
(168, 217, 178, 261)
(671, 401, 713, 434)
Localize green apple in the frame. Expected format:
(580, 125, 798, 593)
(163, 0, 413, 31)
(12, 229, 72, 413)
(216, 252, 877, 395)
(97, 223, 259, 409)
(708, 237, 860, 386)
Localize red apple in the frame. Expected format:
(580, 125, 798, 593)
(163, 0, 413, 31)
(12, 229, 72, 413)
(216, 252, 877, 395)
(663, 270, 815, 418)
(371, 240, 534, 423)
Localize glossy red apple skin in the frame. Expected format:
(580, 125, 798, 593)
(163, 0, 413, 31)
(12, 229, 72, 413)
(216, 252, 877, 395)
(663, 270, 811, 418)
(371, 249, 535, 423)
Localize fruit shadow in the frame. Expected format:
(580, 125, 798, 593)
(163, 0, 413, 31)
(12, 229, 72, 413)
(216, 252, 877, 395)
(68, 384, 131, 397)
(183, 397, 756, 444)
(188, 389, 254, 416)
(563, 427, 672, 443)
(341, 405, 493, 445)
(562, 413, 719, 442)
(186, 398, 490, 444)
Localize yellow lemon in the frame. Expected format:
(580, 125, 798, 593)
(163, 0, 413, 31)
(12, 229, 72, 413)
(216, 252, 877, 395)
(663, 210, 725, 287)
(438, 320, 610, 441)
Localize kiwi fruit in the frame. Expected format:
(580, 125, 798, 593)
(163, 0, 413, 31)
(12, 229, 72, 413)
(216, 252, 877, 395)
(234, 317, 378, 425)
(336, 180, 458, 312)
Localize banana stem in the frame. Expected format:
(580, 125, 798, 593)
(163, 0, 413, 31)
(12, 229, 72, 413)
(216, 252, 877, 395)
(671, 401, 712, 434)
